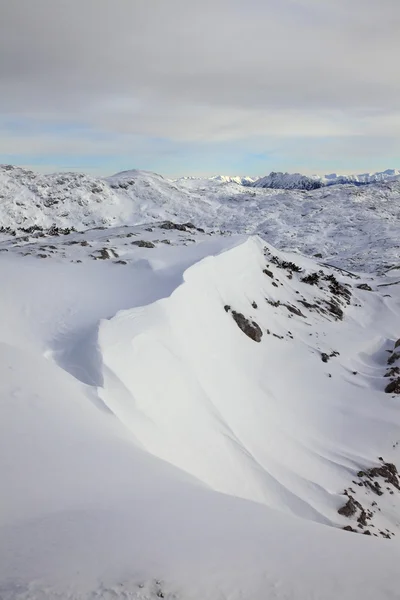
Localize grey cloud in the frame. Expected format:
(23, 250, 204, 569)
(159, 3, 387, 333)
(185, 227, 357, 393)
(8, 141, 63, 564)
(1, 0, 400, 144)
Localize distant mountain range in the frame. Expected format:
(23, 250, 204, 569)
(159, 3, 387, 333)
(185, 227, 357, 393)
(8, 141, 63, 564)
(251, 169, 400, 190)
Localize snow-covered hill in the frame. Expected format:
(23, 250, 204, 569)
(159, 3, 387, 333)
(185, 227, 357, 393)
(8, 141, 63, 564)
(1, 225, 400, 599)
(1, 164, 399, 273)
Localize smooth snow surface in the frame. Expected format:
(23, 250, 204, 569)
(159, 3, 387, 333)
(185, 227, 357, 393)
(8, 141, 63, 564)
(0, 172, 400, 598)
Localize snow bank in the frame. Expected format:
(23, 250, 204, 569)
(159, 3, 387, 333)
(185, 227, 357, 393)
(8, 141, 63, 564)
(1, 235, 400, 598)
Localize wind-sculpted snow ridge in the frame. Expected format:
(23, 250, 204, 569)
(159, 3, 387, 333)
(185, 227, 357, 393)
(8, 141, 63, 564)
(1, 232, 400, 599)
(98, 236, 400, 535)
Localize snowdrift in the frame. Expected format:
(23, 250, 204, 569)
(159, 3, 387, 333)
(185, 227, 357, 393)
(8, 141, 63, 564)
(1, 225, 400, 598)
(98, 236, 400, 531)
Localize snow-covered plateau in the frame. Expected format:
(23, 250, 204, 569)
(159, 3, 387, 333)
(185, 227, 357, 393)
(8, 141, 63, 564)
(0, 164, 400, 599)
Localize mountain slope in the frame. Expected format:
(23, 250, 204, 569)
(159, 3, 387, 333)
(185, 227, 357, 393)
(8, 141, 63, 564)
(253, 171, 323, 190)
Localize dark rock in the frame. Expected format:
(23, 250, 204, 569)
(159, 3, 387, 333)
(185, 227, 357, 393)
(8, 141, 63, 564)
(338, 496, 359, 517)
(321, 353, 330, 363)
(252, 301, 258, 309)
(131, 240, 155, 248)
(385, 378, 400, 394)
(342, 525, 357, 533)
(356, 283, 373, 291)
(263, 269, 274, 278)
(230, 311, 263, 342)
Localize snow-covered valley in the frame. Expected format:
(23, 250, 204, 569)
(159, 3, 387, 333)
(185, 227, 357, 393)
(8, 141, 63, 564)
(1, 166, 400, 599)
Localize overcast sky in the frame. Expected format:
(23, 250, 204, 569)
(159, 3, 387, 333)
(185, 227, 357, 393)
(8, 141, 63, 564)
(1, 0, 399, 176)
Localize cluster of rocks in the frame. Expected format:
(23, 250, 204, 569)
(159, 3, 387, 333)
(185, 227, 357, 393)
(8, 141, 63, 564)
(159, 220, 205, 233)
(385, 339, 400, 394)
(339, 459, 399, 538)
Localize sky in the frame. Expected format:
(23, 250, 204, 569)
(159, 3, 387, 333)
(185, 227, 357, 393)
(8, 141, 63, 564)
(0, 0, 399, 177)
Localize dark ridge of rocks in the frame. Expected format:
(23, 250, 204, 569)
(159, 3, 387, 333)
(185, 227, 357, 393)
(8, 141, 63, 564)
(358, 462, 400, 491)
(283, 303, 306, 317)
(131, 240, 156, 248)
(339, 460, 399, 539)
(225, 307, 263, 342)
(395, 339, 400, 349)
(159, 221, 188, 231)
(46, 225, 76, 236)
(266, 298, 280, 308)
(385, 378, 400, 394)
(385, 366, 400, 378)
(325, 300, 344, 320)
(325, 274, 352, 304)
(158, 221, 204, 233)
(298, 300, 319, 311)
(356, 283, 373, 291)
(301, 273, 320, 286)
(388, 352, 400, 366)
(0, 226, 16, 236)
(271, 257, 302, 273)
(1, 224, 77, 237)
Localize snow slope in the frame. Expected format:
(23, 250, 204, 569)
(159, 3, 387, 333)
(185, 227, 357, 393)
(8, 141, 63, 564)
(1, 226, 400, 598)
